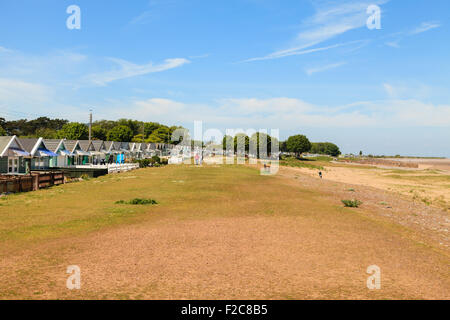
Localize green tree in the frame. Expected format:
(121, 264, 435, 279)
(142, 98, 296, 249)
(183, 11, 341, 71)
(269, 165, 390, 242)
(92, 126, 108, 141)
(222, 135, 234, 151)
(146, 126, 170, 143)
(93, 120, 117, 132)
(324, 142, 341, 157)
(234, 134, 250, 154)
(144, 122, 161, 137)
(107, 125, 134, 142)
(35, 128, 58, 139)
(57, 122, 89, 140)
(132, 134, 145, 143)
(117, 119, 143, 136)
(286, 134, 311, 157)
(250, 132, 273, 158)
(145, 135, 164, 143)
(0, 126, 6, 136)
(310, 142, 341, 157)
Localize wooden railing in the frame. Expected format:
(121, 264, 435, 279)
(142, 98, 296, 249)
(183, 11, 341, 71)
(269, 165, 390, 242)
(0, 171, 64, 194)
(107, 163, 140, 174)
(33, 172, 65, 189)
(0, 175, 33, 193)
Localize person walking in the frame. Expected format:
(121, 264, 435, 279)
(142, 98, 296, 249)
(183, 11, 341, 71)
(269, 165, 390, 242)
(318, 171, 323, 179)
(195, 153, 199, 165)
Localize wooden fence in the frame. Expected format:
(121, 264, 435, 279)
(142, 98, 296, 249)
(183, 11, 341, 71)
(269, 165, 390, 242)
(0, 171, 64, 194)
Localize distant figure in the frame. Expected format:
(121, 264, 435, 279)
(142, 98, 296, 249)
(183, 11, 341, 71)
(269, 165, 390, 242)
(318, 171, 323, 179)
(195, 153, 200, 165)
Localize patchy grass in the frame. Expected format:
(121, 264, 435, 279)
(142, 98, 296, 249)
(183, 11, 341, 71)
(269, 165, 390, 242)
(341, 199, 363, 207)
(385, 174, 450, 183)
(280, 157, 324, 170)
(116, 198, 158, 205)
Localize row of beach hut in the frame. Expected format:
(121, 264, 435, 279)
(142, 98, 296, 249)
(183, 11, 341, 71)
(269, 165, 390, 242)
(0, 136, 172, 174)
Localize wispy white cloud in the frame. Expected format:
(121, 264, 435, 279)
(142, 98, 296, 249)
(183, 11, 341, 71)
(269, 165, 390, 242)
(385, 40, 400, 48)
(243, 0, 388, 62)
(188, 54, 210, 59)
(241, 41, 362, 62)
(383, 82, 432, 100)
(0, 78, 52, 106)
(384, 21, 441, 48)
(84, 58, 190, 86)
(306, 61, 346, 75)
(129, 0, 178, 25)
(410, 21, 441, 35)
(130, 10, 154, 25)
(0, 46, 13, 54)
(0, 45, 190, 90)
(104, 96, 450, 130)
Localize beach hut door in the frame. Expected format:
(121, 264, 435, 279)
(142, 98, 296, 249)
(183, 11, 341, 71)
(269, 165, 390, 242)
(8, 158, 19, 174)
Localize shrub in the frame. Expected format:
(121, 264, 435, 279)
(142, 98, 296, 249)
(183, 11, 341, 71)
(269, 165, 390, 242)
(133, 156, 167, 168)
(80, 174, 91, 180)
(151, 156, 161, 164)
(342, 199, 362, 208)
(116, 198, 158, 205)
(134, 159, 151, 168)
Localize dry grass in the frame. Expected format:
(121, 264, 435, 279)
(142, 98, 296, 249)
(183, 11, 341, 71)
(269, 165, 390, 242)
(0, 165, 448, 299)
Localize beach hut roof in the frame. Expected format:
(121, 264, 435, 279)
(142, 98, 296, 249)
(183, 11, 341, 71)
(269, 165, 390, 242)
(18, 138, 40, 154)
(91, 140, 106, 152)
(63, 140, 80, 153)
(43, 139, 65, 153)
(78, 140, 95, 152)
(17, 138, 56, 157)
(0, 136, 29, 157)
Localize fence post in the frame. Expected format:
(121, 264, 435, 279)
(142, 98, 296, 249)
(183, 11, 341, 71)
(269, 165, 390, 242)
(32, 174, 39, 191)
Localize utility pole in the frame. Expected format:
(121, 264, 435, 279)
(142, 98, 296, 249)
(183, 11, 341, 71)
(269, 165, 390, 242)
(89, 109, 93, 142)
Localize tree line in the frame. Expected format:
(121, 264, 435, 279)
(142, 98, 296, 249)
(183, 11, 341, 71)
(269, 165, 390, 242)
(0, 117, 183, 144)
(0, 117, 341, 156)
(220, 133, 340, 157)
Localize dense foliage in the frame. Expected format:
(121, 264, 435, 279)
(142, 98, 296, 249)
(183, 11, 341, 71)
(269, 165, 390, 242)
(133, 156, 168, 168)
(0, 117, 183, 143)
(285, 135, 312, 156)
(57, 122, 89, 140)
(222, 132, 279, 156)
(310, 142, 341, 157)
(0, 117, 68, 138)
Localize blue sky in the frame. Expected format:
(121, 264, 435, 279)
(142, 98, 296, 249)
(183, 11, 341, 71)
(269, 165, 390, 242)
(0, 0, 449, 156)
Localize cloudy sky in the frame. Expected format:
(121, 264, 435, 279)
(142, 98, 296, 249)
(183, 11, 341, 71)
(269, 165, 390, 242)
(0, 0, 449, 156)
